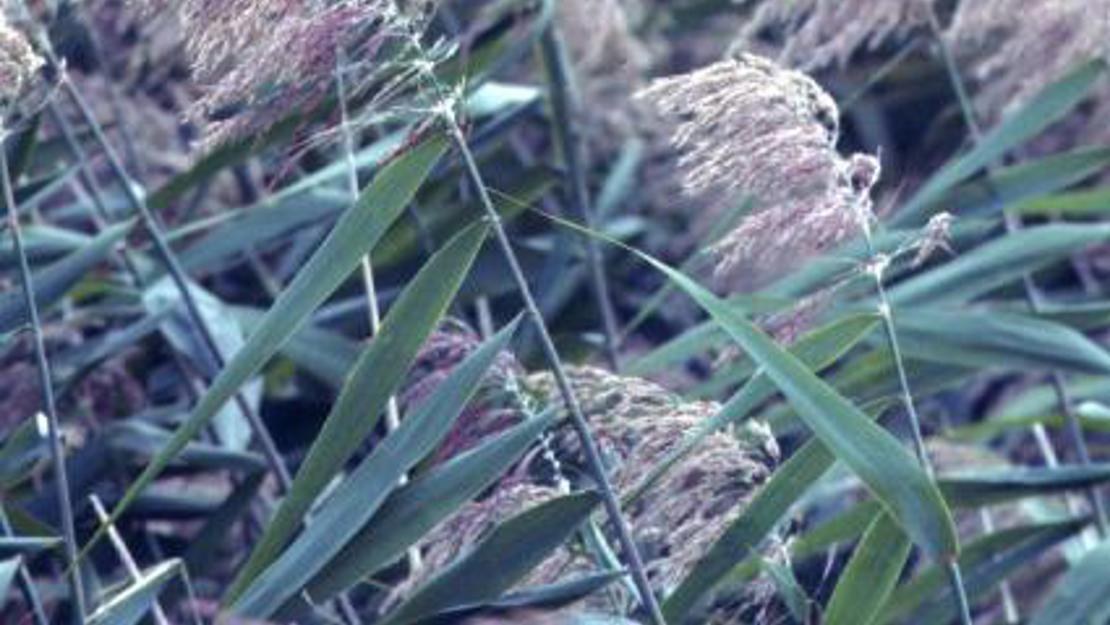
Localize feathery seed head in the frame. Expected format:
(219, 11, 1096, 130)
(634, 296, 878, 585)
(640, 54, 885, 291)
(396, 366, 780, 606)
(0, 14, 42, 107)
(144, 0, 407, 151)
(637, 54, 839, 203)
(948, 0, 1108, 122)
(739, 0, 935, 70)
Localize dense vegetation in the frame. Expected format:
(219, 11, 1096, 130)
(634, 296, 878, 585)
(2, 1, 1110, 623)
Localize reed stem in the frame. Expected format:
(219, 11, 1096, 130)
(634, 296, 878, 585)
(391, 17, 664, 620)
(0, 133, 87, 624)
(858, 227, 972, 624)
(539, 26, 623, 371)
(446, 116, 665, 624)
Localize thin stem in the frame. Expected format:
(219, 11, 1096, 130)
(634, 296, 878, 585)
(538, 26, 622, 371)
(59, 72, 293, 492)
(88, 496, 170, 625)
(447, 118, 666, 624)
(925, 10, 1110, 536)
(946, 560, 974, 625)
(337, 51, 420, 577)
(393, 17, 663, 617)
(863, 240, 930, 472)
(858, 231, 970, 622)
(0, 136, 87, 624)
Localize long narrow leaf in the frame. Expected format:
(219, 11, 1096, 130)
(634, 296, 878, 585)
(824, 512, 911, 625)
(895, 58, 1106, 224)
(233, 314, 519, 616)
(226, 220, 489, 604)
(87, 136, 448, 558)
(628, 249, 958, 560)
(380, 492, 601, 625)
(1029, 540, 1110, 625)
(296, 410, 557, 612)
(0, 220, 134, 333)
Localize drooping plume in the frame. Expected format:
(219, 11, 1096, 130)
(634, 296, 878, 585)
(144, 0, 405, 151)
(638, 53, 879, 291)
(947, 0, 1108, 122)
(0, 13, 42, 106)
(739, 0, 934, 70)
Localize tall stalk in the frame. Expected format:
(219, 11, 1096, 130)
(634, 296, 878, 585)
(856, 217, 973, 625)
(924, 8, 1109, 536)
(336, 53, 421, 575)
(0, 134, 87, 624)
(538, 25, 623, 371)
(12, 6, 295, 493)
(393, 18, 666, 623)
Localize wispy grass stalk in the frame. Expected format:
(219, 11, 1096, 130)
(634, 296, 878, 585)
(12, 4, 296, 495)
(0, 133, 87, 624)
(538, 25, 623, 371)
(337, 49, 422, 578)
(88, 495, 171, 625)
(856, 208, 974, 625)
(394, 18, 666, 624)
(925, 7, 1110, 537)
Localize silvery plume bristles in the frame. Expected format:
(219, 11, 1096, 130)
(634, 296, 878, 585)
(947, 0, 1107, 122)
(141, 0, 407, 151)
(0, 12, 42, 108)
(739, 0, 933, 70)
(638, 53, 879, 291)
(557, 0, 648, 76)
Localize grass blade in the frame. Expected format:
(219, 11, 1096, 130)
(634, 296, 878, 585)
(296, 410, 557, 612)
(84, 135, 447, 559)
(825, 512, 911, 625)
(232, 313, 519, 616)
(380, 492, 601, 625)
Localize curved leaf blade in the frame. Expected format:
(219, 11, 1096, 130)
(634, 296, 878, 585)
(380, 492, 601, 625)
(85, 136, 448, 559)
(233, 313, 519, 616)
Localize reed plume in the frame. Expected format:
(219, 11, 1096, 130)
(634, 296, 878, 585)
(141, 0, 404, 151)
(638, 53, 878, 291)
(947, 0, 1107, 122)
(397, 363, 779, 609)
(740, 0, 933, 70)
(0, 13, 42, 106)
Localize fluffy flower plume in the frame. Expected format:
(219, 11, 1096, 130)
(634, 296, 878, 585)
(740, 0, 933, 70)
(399, 365, 779, 609)
(0, 14, 42, 106)
(143, 0, 400, 150)
(947, 0, 1108, 122)
(639, 54, 878, 291)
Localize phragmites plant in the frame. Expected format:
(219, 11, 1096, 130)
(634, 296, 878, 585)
(947, 0, 1109, 132)
(0, 12, 42, 107)
(738, 0, 934, 69)
(6, 1, 1110, 624)
(638, 53, 873, 292)
(396, 362, 780, 617)
(139, 0, 406, 150)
